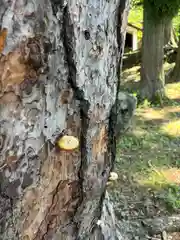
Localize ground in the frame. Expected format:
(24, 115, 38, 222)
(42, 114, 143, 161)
(108, 62, 180, 239)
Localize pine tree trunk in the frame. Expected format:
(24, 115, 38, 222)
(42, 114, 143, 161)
(140, 6, 165, 102)
(0, 0, 131, 239)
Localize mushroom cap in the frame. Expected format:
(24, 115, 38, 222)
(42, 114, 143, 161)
(108, 172, 118, 181)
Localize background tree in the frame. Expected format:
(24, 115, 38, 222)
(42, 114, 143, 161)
(0, 0, 135, 239)
(140, 0, 180, 102)
(164, 19, 177, 47)
(169, 32, 180, 83)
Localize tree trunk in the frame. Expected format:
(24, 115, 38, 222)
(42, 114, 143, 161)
(169, 36, 180, 83)
(0, 0, 131, 239)
(164, 19, 177, 47)
(140, 6, 165, 102)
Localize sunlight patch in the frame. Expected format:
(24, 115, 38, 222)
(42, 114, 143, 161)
(161, 120, 180, 137)
(123, 65, 140, 74)
(137, 167, 180, 189)
(163, 106, 180, 114)
(138, 108, 165, 120)
(165, 83, 180, 100)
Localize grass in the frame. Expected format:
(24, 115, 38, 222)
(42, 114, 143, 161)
(161, 120, 180, 137)
(109, 4, 180, 231)
(109, 65, 180, 215)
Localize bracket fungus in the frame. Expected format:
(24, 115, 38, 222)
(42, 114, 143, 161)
(57, 135, 79, 151)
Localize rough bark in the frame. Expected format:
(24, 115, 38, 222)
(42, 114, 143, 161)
(140, 7, 165, 102)
(0, 0, 131, 239)
(168, 36, 180, 83)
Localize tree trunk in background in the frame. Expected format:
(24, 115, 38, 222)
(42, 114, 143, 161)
(0, 0, 131, 239)
(169, 36, 180, 83)
(140, 5, 165, 102)
(164, 19, 177, 47)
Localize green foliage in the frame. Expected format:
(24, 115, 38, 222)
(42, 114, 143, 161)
(144, 0, 180, 22)
(129, 0, 180, 37)
(162, 184, 180, 211)
(131, 0, 143, 8)
(128, 7, 143, 27)
(128, 6, 143, 39)
(129, 2, 180, 37)
(173, 9, 180, 37)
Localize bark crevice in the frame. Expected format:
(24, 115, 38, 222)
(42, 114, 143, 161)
(62, 4, 91, 238)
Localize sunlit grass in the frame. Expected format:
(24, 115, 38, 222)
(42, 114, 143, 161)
(137, 107, 166, 119)
(136, 167, 180, 211)
(161, 120, 180, 137)
(112, 62, 180, 213)
(137, 167, 180, 189)
(117, 6, 180, 212)
(165, 83, 180, 100)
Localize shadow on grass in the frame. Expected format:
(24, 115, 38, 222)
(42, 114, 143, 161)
(167, 111, 180, 118)
(162, 98, 180, 107)
(142, 118, 169, 126)
(116, 131, 179, 174)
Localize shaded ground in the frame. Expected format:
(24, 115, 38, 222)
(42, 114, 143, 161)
(109, 63, 180, 239)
